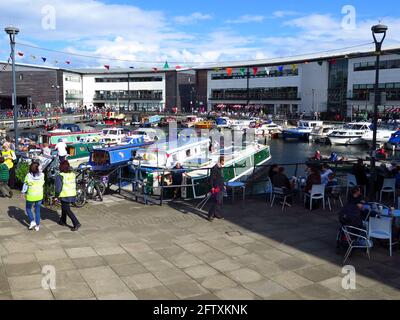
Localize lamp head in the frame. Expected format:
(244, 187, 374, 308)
(371, 24, 388, 52)
(371, 24, 388, 34)
(4, 26, 20, 35)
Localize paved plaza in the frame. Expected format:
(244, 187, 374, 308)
(1, 191, 400, 300)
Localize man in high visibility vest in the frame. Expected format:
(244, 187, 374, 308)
(21, 162, 44, 231)
(2, 142, 16, 188)
(55, 160, 81, 231)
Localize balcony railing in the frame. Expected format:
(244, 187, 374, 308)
(65, 93, 83, 100)
(209, 93, 301, 101)
(94, 94, 163, 101)
(347, 90, 400, 101)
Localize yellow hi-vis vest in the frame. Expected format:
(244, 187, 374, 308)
(24, 174, 44, 202)
(59, 172, 77, 198)
(1, 150, 15, 169)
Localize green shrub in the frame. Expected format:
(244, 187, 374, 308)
(15, 162, 29, 184)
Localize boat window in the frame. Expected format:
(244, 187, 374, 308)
(92, 151, 109, 165)
(67, 147, 75, 156)
(186, 149, 191, 157)
(79, 146, 86, 152)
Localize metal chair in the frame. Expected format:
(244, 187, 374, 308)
(304, 184, 326, 211)
(346, 174, 357, 198)
(368, 216, 394, 257)
(342, 225, 373, 264)
(265, 177, 273, 203)
(271, 187, 293, 211)
(325, 185, 343, 211)
(380, 178, 396, 203)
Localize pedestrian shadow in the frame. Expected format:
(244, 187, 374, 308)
(7, 206, 29, 228)
(167, 200, 210, 221)
(7, 205, 60, 228)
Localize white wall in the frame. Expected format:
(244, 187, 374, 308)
(299, 62, 329, 114)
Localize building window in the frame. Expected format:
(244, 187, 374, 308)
(354, 59, 400, 71)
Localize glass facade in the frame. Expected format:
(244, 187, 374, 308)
(352, 83, 400, 101)
(94, 76, 162, 82)
(327, 59, 348, 116)
(94, 90, 163, 100)
(210, 87, 300, 101)
(354, 59, 400, 71)
(211, 68, 298, 80)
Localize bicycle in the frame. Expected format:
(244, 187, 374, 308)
(74, 164, 106, 208)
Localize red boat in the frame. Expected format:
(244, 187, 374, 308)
(103, 112, 126, 126)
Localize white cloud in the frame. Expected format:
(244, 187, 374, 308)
(226, 15, 265, 24)
(174, 12, 212, 25)
(273, 10, 298, 18)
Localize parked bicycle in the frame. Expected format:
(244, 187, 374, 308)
(74, 164, 106, 208)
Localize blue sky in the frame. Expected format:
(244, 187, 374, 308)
(1, 0, 400, 68)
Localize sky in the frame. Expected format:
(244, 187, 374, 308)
(1, 0, 400, 69)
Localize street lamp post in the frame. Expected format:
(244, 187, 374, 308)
(5, 26, 20, 144)
(370, 23, 388, 198)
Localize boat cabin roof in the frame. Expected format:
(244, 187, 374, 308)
(138, 138, 209, 155)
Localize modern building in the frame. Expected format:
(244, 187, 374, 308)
(194, 46, 400, 118)
(0, 62, 194, 112)
(1, 45, 400, 118)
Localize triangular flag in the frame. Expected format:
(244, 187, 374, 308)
(278, 66, 284, 72)
(264, 67, 270, 75)
(65, 61, 71, 65)
(129, 66, 135, 69)
(318, 61, 323, 66)
(329, 59, 337, 65)
(213, 67, 220, 72)
(175, 65, 182, 69)
(304, 61, 309, 64)
(30, 55, 37, 60)
(104, 65, 110, 70)
(291, 64, 297, 71)
(240, 68, 246, 76)
(17, 52, 24, 57)
(252, 67, 258, 76)
(54, 60, 59, 64)
(152, 67, 158, 72)
(41, 57, 47, 62)
(164, 61, 169, 69)
(226, 68, 233, 76)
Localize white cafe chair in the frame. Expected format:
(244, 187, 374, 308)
(380, 178, 396, 203)
(368, 216, 394, 257)
(304, 184, 326, 211)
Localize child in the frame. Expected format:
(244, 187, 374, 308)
(0, 157, 12, 198)
(21, 162, 45, 231)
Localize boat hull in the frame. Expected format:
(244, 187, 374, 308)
(328, 136, 365, 145)
(282, 130, 310, 141)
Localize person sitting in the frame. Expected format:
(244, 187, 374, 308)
(321, 164, 334, 185)
(376, 145, 387, 159)
(311, 150, 322, 161)
(272, 167, 292, 190)
(352, 159, 368, 187)
(339, 187, 365, 230)
(268, 164, 279, 181)
(325, 173, 338, 195)
(329, 152, 339, 162)
(304, 167, 321, 194)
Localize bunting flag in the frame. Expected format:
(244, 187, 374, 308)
(252, 67, 258, 76)
(17, 52, 24, 57)
(291, 64, 297, 72)
(41, 57, 47, 62)
(278, 66, 284, 72)
(304, 61, 309, 64)
(152, 67, 158, 72)
(226, 67, 233, 76)
(65, 61, 71, 65)
(264, 67, 270, 75)
(240, 68, 246, 76)
(129, 66, 135, 69)
(164, 61, 169, 69)
(213, 67, 220, 72)
(175, 65, 182, 69)
(104, 65, 110, 70)
(54, 60, 59, 64)
(30, 55, 37, 60)
(329, 59, 337, 65)
(318, 61, 323, 66)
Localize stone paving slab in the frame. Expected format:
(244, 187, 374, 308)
(2, 192, 400, 299)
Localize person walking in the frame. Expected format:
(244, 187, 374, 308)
(21, 162, 44, 231)
(0, 157, 12, 198)
(208, 156, 225, 221)
(55, 138, 68, 162)
(55, 160, 81, 231)
(2, 142, 16, 188)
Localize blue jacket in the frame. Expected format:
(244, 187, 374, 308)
(55, 174, 77, 203)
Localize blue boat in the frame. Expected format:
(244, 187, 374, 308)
(387, 131, 400, 150)
(282, 120, 323, 141)
(88, 137, 152, 171)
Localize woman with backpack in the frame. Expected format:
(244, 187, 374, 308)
(21, 162, 45, 231)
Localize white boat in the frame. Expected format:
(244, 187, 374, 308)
(361, 125, 398, 148)
(99, 127, 128, 145)
(282, 120, 323, 141)
(327, 122, 372, 145)
(130, 138, 271, 199)
(255, 122, 282, 136)
(309, 124, 336, 143)
(216, 117, 233, 129)
(181, 115, 203, 128)
(131, 128, 165, 142)
(230, 119, 253, 131)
